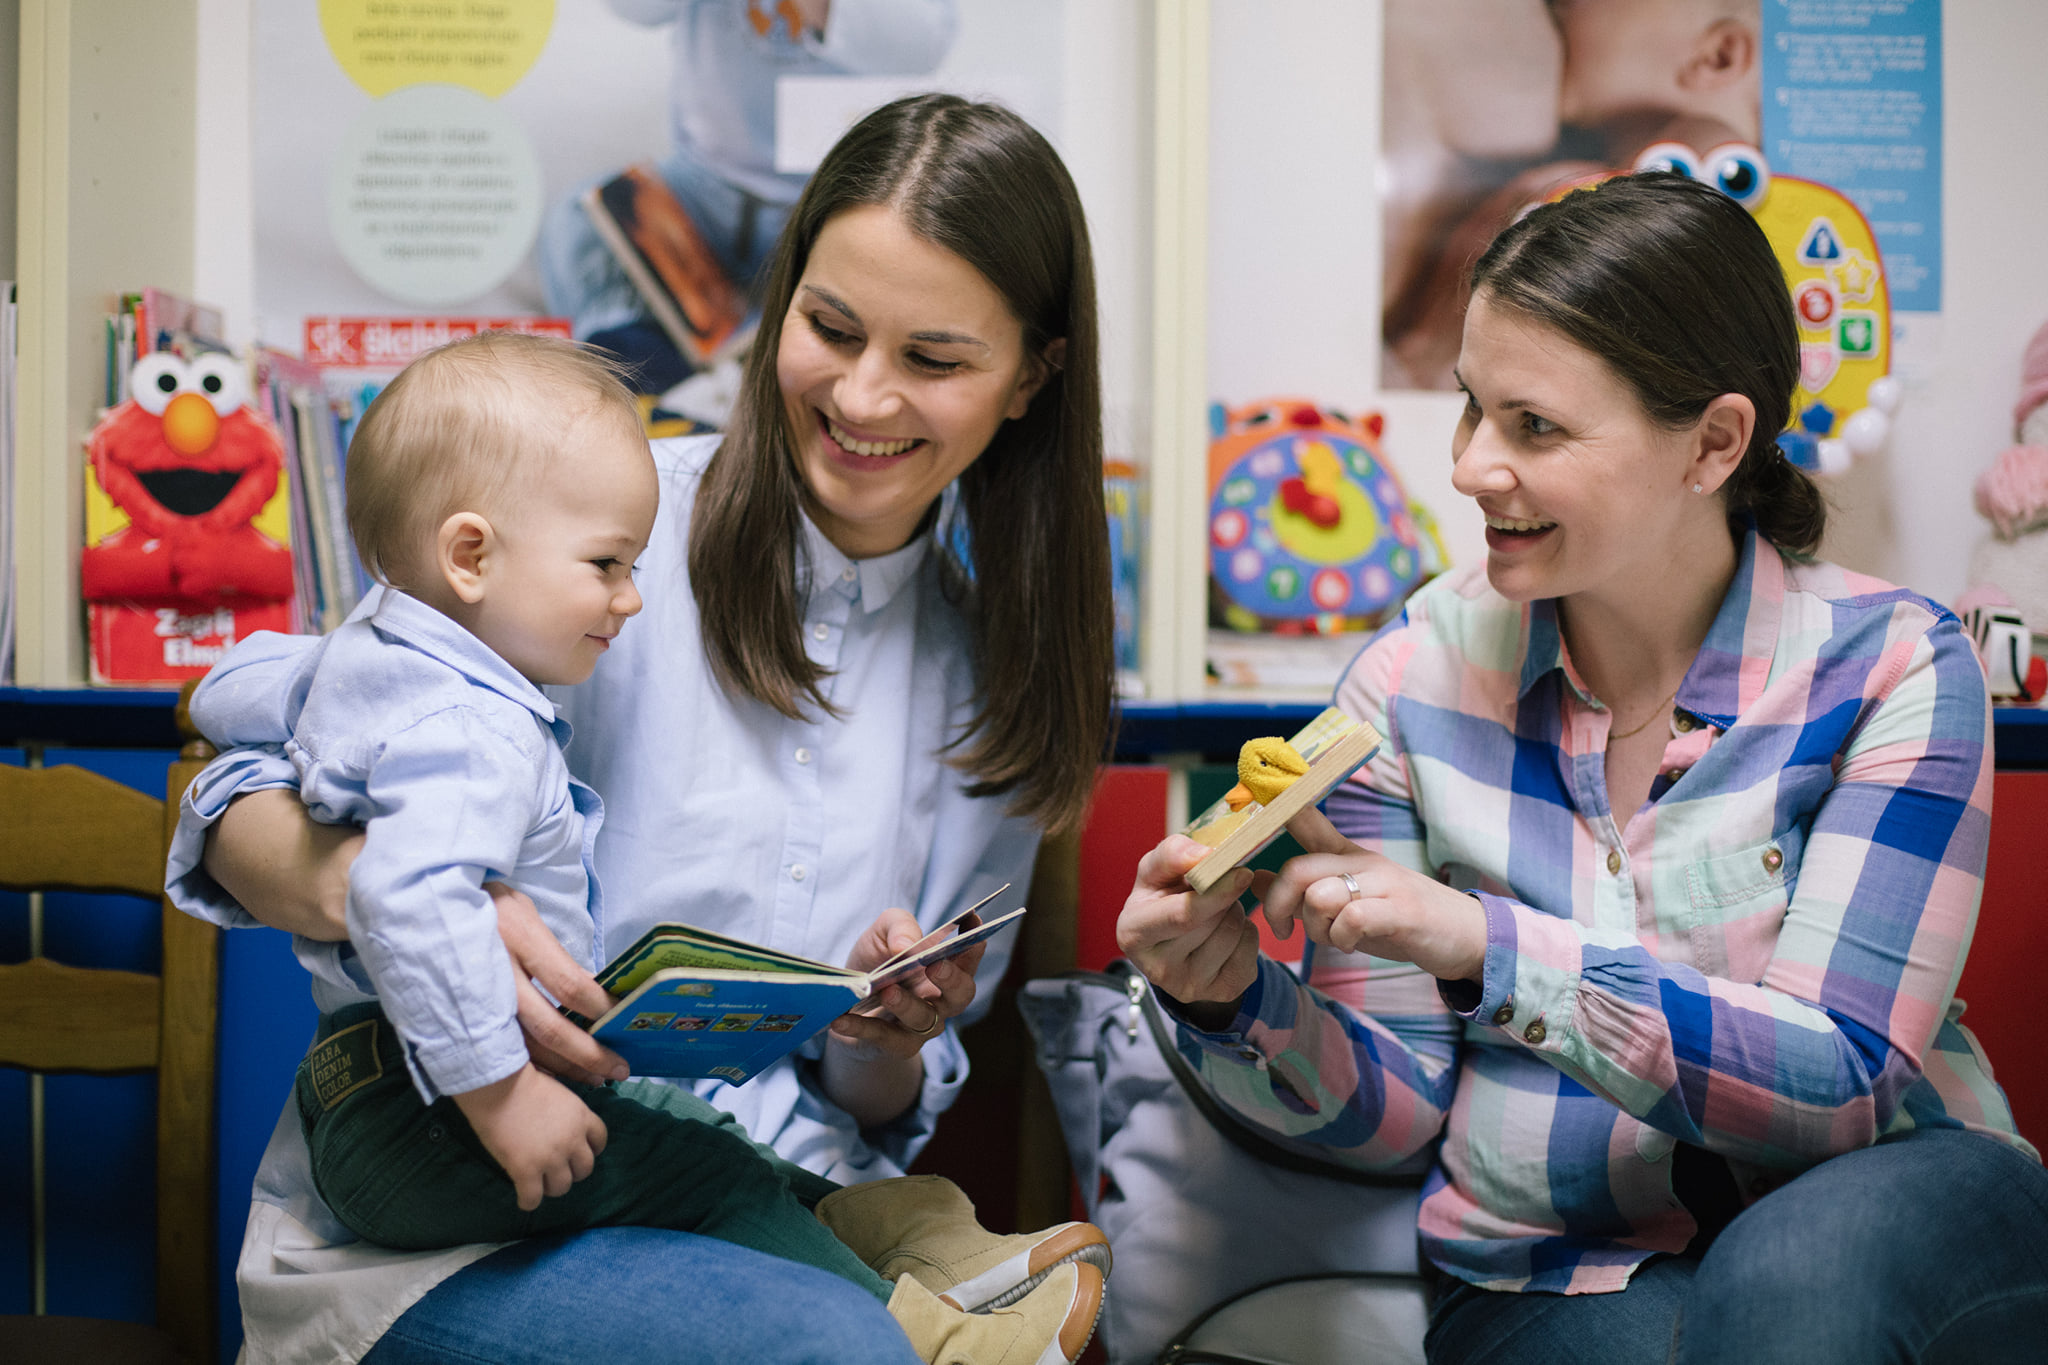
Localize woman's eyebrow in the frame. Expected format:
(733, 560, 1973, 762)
(908, 329, 990, 351)
(800, 284, 859, 320)
(1454, 370, 1540, 411)
(799, 285, 990, 351)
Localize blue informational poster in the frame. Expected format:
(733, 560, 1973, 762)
(1761, 0, 1943, 313)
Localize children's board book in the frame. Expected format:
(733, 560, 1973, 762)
(583, 166, 755, 369)
(1181, 707, 1384, 894)
(583, 887, 1023, 1083)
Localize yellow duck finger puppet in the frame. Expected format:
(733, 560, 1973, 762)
(1191, 737, 1309, 847)
(1226, 737, 1309, 810)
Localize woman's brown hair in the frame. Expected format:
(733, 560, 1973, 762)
(1469, 171, 1826, 556)
(689, 94, 1114, 835)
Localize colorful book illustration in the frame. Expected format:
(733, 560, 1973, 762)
(1180, 707, 1384, 894)
(582, 165, 755, 368)
(584, 887, 1023, 1083)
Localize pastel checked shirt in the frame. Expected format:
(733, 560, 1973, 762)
(1173, 529, 2037, 1294)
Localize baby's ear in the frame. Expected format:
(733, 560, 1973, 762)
(1682, 18, 1758, 91)
(437, 511, 495, 604)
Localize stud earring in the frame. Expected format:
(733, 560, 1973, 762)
(1692, 482, 1704, 494)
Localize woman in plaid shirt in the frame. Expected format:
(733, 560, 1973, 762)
(1120, 173, 2048, 1363)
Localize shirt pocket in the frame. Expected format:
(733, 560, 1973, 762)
(1683, 839, 1790, 981)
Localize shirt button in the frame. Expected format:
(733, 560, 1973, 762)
(840, 566, 857, 583)
(1523, 1019, 1547, 1045)
(790, 864, 808, 882)
(1492, 1001, 1515, 1027)
(812, 622, 830, 641)
(1674, 712, 1697, 733)
(1762, 846, 1784, 873)
(1606, 849, 1623, 875)
(794, 747, 813, 765)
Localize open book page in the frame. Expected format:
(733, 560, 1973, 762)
(582, 886, 1022, 1082)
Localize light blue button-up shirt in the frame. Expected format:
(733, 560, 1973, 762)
(170, 435, 1037, 1214)
(186, 588, 605, 1103)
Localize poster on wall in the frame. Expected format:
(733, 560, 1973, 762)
(1760, 0, 1942, 365)
(255, 0, 1063, 367)
(1377, 0, 1940, 417)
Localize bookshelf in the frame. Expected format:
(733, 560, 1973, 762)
(11, 0, 199, 687)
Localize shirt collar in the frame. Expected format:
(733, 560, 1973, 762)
(368, 588, 562, 730)
(1516, 526, 1784, 732)
(798, 511, 931, 613)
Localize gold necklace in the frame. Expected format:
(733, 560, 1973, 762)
(1609, 687, 1681, 741)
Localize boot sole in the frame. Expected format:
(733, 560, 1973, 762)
(1038, 1262, 1104, 1365)
(955, 1226, 1113, 1313)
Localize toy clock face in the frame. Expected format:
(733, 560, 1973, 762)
(1208, 428, 1422, 626)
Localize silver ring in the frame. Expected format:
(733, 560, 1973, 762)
(1339, 872, 1361, 899)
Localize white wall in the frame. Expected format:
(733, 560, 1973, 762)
(1823, 6, 2048, 605)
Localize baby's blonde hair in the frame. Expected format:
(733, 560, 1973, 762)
(346, 332, 643, 589)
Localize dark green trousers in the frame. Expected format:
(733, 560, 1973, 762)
(295, 1003, 890, 1300)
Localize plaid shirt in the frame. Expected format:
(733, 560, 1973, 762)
(1175, 530, 2036, 1294)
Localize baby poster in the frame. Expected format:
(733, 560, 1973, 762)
(1377, 0, 1942, 394)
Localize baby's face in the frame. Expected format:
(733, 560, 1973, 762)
(1550, 0, 1757, 134)
(471, 410, 659, 687)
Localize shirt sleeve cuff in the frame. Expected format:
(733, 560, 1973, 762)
(406, 1020, 529, 1105)
(166, 745, 302, 930)
(797, 1026, 965, 1175)
(1436, 891, 1579, 1054)
(1155, 955, 1298, 1070)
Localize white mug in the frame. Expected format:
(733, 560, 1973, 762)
(1963, 606, 2034, 700)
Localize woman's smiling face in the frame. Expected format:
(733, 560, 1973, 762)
(1450, 288, 1705, 607)
(777, 203, 1052, 559)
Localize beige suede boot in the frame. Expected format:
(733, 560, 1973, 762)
(817, 1175, 1112, 1312)
(886, 1261, 1103, 1365)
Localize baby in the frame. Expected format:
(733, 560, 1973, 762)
(1550, 0, 1761, 148)
(190, 332, 1105, 1363)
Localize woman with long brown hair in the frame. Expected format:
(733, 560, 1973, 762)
(174, 94, 1115, 1365)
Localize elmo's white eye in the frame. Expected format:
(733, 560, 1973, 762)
(1702, 143, 1771, 209)
(1633, 142, 1701, 181)
(129, 353, 190, 415)
(190, 352, 249, 416)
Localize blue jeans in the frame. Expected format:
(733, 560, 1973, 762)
(536, 141, 791, 341)
(1424, 1128, 2048, 1364)
(360, 1226, 921, 1365)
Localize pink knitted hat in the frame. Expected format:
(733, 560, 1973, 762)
(1976, 443, 2048, 540)
(2017, 320, 2048, 433)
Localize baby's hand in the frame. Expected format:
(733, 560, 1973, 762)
(451, 1064, 608, 1211)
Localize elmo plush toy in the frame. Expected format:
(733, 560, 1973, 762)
(81, 351, 296, 680)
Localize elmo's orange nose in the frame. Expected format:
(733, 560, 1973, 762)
(162, 392, 221, 455)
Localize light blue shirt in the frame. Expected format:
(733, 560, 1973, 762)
(609, 0, 959, 204)
(186, 589, 605, 1103)
(169, 433, 1039, 1188)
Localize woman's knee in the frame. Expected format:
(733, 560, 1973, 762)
(369, 1227, 919, 1365)
(1677, 1130, 2048, 1363)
